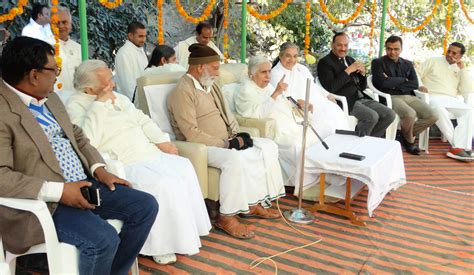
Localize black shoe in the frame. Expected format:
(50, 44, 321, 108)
(404, 142, 420, 155)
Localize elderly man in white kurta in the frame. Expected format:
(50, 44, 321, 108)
(168, 44, 284, 240)
(66, 60, 211, 265)
(417, 42, 474, 160)
(270, 42, 351, 138)
(55, 6, 81, 92)
(236, 56, 345, 193)
(114, 22, 148, 101)
(174, 22, 223, 69)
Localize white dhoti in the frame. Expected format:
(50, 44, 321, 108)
(207, 138, 285, 215)
(429, 94, 473, 150)
(124, 153, 211, 256)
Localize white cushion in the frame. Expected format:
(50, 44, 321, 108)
(221, 83, 240, 114)
(143, 84, 176, 140)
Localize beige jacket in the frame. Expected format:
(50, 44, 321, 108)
(167, 75, 238, 148)
(0, 80, 104, 254)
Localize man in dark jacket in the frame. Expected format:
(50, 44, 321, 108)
(372, 35, 438, 154)
(318, 32, 395, 138)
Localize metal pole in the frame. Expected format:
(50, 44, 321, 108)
(78, 0, 89, 61)
(240, 0, 247, 63)
(378, 0, 388, 57)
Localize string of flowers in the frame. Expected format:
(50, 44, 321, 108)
(247, 0, 292, 21)
(157, 0, 164, 44)
(443, 0, 453, 54)
(176, 0, 216, 24)
(318, 0, 366, 24)
(51, 0, 63, 90)
(459, 0, 473, 24)
(0, 0, 28, 24)
(98, 0, 123, 9)
(304, 1, 311, 56)
(387, 0, 441, 32)
(223, 0, 229, 62)
(368, 0, 377, 57)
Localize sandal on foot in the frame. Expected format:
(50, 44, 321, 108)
(241, 205, 280, 219)
(214, 216, 255, 239)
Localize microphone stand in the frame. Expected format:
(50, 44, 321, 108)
(283, 78, 316, 224)
(286, 96, 329, 150)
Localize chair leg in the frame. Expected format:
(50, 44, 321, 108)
(8, 257, 15, 275)
(131, 258, 139, 275)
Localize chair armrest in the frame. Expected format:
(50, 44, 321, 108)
(363, 88, 381, 103)
(414, 90, 430, 103)
(0, 198, 61, 253)
(172, 140, 209, 197)
(236, 115, 276, 139)
(332, 94, 350, 116)
(366, 88, 391, 108)
(239, 126, 260, 138)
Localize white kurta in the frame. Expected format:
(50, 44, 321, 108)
(114, 40, 149, 100)
(66, 92, 211, 256)
(21, 18, 55, 45)
(270, 62, 350, 139)
(235, 78, 343, 187)
(174, 36, 223, 69)
(55, 38, 82, 92)
(142, 63, 186, 77)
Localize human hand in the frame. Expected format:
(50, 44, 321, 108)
(228, 136, 245, 150)
(456, 60, 465, 69)
(236, 132, 253, 148)
(327, 94, 337, 103)
(95, 83, 116, 104)
(156, 142, 179, 155)
(94, 166, 131, 191)
(345, 62, 360, 75)
(418, 86, 428, 93)
(60, 181, 95, 209)
(355, 61, 366, 75)
(272, 75, 287, 99)
(297, 99, 314, 113)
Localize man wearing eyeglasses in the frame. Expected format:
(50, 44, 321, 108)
(0, 37, 158, 275)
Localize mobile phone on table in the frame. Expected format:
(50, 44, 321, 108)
(339, 152, 365, 161)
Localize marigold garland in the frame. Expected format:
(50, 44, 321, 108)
(443, 0, 453, 54)
(304, 1, 311, 56)
(223, 0, 229, 63)
(247, 0, 292, 21)
(0, 0, 28, 24)
(319, 0, 366, 24)
(51, 0, 63, 90)
(98, 0, 123, 9)
(176, 0, 216, 24)
(157, 0, 164, 44)
(388, 0, 441, 32)
(368, 0, 377, 57)
(459, 0, 473, 24)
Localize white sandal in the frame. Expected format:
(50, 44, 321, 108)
(152, 253, 177, 265)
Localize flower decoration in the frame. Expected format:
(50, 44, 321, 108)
(319, 0, 366, 24)
(223, 0, 229, 62)
(459, 0, 473, 24)
(98, 0, 123, 9)
(388, 0, 441, 32)
(0, 0, 28, 24)
(175, 0, 216, 23)
(157, 0, 164, 44)
(444, 0, 453, 54)
(304, 1, 311, 57)
(368, 0, 377, 57)
(51, 0, 62, 89)
(247, 0, 292, 21)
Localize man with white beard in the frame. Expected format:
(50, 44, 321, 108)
(167, 44, 285, 240)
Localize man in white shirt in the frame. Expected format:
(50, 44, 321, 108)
(114, 21, 148, 101)
(21, 4, 55, 45)
(174, 21, 223, 69)
(55, 5, 81, 92)
(417, 42, 474, 161)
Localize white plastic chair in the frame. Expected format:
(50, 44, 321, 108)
(367, 75, 430, 152)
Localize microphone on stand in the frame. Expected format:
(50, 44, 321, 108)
(285, 95, 329, 150)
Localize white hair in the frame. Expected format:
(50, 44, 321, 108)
(73, 59, 108, 92)
(248, 56, 271, 76)
(57, 5, 72, 20)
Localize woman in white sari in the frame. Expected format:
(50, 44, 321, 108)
(236, 56, 344, 195)
(270, 42, 351, 138)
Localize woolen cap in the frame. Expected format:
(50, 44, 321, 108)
(188, 43, 220, 65)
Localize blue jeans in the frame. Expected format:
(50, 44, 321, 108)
(52, 179, 158, 275)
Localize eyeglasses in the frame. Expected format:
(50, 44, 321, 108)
(38, 66, 61, 76)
